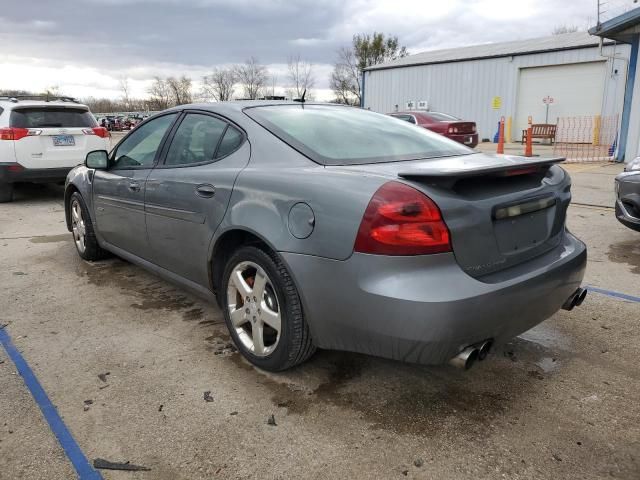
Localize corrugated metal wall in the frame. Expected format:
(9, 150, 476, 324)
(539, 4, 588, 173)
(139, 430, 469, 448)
(364, 44, 630, 140)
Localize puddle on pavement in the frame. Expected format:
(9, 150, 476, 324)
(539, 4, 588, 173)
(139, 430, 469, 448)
(29, 234, 70, 244)
(518, 323, 572, 351)
(74, 258, 210, 320)
(607, 240, 640, 274)
(223, 348, 534, 437)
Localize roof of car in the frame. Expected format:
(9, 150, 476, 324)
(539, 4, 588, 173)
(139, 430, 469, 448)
(166, 100, 344, 114)
(0, 98, 89, 109)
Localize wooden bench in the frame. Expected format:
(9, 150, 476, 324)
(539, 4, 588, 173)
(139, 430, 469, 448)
(522, 124, 557, 144)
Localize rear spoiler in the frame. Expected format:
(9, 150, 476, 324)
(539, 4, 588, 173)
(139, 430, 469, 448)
(397, 156, 565, 180)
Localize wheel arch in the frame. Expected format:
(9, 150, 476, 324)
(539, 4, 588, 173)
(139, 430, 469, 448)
(208, 227, 280, 298)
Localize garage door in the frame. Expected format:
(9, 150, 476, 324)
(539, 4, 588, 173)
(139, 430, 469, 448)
(515, 62, 606, 138)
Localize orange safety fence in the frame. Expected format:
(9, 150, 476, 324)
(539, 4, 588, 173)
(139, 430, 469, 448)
(553, 115, 619, 163)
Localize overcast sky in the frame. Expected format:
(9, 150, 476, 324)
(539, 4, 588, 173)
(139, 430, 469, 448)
(0, 0, 603, 101)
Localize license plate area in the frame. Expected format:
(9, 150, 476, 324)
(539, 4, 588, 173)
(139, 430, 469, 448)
(494, 209, 552, 254)
(52, 135, 75, 146)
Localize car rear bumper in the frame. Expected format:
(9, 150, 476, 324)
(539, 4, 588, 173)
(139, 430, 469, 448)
(281, 231, 586, 365)
(446, 133, 478, 148)
(615, 172, 640, 232)
(0, 163, 73, 184)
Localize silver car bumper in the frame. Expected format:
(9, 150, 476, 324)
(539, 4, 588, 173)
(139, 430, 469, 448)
(615, 171, 640, 232)
(281, 232, 586, 365)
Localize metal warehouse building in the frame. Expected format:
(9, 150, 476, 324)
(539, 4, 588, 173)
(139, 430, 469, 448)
(363, 31, 631, 156)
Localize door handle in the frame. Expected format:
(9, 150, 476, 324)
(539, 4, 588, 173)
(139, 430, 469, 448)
(195, 184, 216, 198)
(128, 181, 141, 192)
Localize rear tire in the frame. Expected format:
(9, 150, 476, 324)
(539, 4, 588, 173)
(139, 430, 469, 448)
(221, 246, 315, 371)
(0, 183, 14, 203)
(69, 192, 109, 261)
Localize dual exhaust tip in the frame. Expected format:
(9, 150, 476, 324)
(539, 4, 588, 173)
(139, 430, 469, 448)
(449, 340, 492, 370)
(450, 287, 588, 370)
(561, 287, 587, 311)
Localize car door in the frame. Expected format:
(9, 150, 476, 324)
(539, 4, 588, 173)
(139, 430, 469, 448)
(92, 113, 178, 259)
(145, 111, 249, 286)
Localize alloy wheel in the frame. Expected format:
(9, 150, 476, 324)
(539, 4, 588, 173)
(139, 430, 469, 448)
(226, 261, 281, 356)
(70, 199, 86, 254)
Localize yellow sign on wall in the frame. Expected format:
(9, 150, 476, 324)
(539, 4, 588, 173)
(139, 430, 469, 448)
(492, 96, 502, 110)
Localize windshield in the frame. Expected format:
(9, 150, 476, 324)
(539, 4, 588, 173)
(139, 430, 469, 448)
(10, 107, 96, 128)
(245, 105, 472, 165)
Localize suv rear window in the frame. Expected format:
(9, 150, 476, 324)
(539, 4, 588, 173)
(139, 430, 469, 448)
(10, 107, 97, 128)
(245, 105, 471, 165)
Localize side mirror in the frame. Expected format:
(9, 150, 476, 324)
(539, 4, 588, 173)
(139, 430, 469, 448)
(85, 150, 108, 170)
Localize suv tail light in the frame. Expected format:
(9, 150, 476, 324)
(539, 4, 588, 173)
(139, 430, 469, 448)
(83, 127, 109, 138)
(354, 181, 451, 255)
(0, 127, 33, 141)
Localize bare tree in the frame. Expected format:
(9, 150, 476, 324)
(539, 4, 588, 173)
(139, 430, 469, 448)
(287, 54, 315, 99)
(552, 24, 580, 35)
(234, 57, 268, 100)
(331, 33, 408, 105)
(148, 77, 172, 110)
(119, 77, 131, 110)
(330, 48, 360, 105)
(166, 76, 192, 105)
(202, 67, 237, 102)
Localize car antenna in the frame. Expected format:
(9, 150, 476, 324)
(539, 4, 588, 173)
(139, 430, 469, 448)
(294, 89, 306, 104)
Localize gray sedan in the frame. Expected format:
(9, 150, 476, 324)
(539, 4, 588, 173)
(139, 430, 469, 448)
(64, 102, 587, 371)
(615, 157, 640, 232)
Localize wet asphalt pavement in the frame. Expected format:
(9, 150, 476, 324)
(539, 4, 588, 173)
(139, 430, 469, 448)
(0, 162, 639, 479)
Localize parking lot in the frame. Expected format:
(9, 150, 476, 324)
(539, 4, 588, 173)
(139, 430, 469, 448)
(0, 161, 639, 479)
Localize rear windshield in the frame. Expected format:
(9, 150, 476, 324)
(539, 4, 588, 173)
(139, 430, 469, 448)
(10, 107, 97, 128)
(427, 112, 460, 121)
(245, 105, 471, 165)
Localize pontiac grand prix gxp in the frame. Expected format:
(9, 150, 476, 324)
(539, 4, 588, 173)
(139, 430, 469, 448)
(64, 102, 587, 371)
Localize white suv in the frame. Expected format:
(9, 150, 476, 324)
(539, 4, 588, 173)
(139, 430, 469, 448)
(0, 96, 110, 202)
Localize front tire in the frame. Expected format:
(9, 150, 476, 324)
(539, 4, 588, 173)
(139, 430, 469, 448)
(221, 246, 315, 371)
(0, 183, 14, 203)
(69, 192, 109, 261)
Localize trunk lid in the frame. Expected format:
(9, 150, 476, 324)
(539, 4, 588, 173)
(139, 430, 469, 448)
(332, 153, 571, 279)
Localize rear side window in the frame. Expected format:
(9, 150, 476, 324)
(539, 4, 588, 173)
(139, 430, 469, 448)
(165, 114, 227, 166)
(216, 126, 243, 158)
(246, 105, 471, 165)
(10, 107, 97, 128)
(392, 114, 416, 124)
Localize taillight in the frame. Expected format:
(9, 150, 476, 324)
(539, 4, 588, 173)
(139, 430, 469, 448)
(0, 127, 30, 140)
(83, 127, 109, 138)
(354, 181, 451, 255)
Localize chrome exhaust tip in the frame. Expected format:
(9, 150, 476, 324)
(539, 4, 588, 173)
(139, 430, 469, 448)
(449, 346, 479, 370)
(477, 339, 493, 361)
(562, 287, 587, 311)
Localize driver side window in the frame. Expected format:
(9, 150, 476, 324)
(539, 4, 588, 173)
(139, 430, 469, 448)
(112, 113, 177, 169)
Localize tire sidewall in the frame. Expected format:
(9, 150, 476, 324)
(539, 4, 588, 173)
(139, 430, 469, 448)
(221, 246, 297, 371)
(69, 192, 99, 261)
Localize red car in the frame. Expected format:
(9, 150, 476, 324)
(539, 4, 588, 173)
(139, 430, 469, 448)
(389, 111, 478, 148)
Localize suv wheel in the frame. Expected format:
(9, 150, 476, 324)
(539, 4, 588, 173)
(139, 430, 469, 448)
(221, 246, 315, 371)
(0, 183, 14, 203)
(69, 192, 109, 261)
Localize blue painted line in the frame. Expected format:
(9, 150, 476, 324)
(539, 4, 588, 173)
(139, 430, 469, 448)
(0, 327, 103, 480)
(586, 286, 640, 303)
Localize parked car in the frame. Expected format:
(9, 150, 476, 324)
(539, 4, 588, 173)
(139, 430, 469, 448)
(389, 110, 479, 148)
(615, 156, 640, 232)
(0, 96, 110, 202)
(65, 102, 586, 371)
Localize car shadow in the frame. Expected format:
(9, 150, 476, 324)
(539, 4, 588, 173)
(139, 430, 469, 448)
(11, 183, 65, 203)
